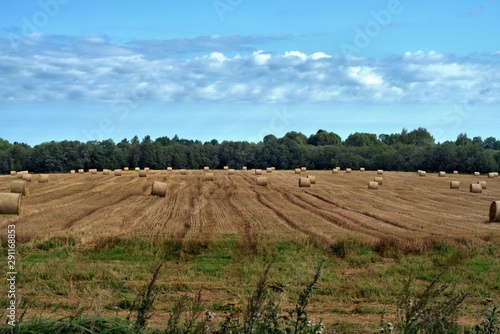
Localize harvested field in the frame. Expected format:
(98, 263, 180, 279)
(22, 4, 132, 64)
(0, 170, 499, 331)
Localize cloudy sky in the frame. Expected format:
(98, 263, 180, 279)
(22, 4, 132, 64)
(1, 1, 499, 146)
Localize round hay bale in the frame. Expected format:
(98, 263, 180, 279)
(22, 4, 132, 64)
(450, 181, 460, 189)
(332, 169, 339, 174)
(70, 170, 75, 174)
(470, 183, 482, 193)
(10, 171, 16, 176)
(307, 175, 316, 184)
(135, 167, 140, 171)
(78, 169, 84, 174)
(438, 171, 446, 177)
(228, 169, 235, 175)
(299, 177, 311, 187)
(453, 171, 459, 175)
(360, 167, 365, 172)
(419, 171, 427, 177)
(256, 176, 268, 186)
(11, 180, 28, 196)
(223, 166, 229, 170)
(16, 173, 24, 179)
(204, 173, 214, 181)
(374, 177, 383, 185)
(301, 167, 307, 172)
(490, 201, 500, 222)
(474, 172, 480, 176)
(204, 166, 209, 171)
(494, 172, 499, 177)
(90, 169, 97, 174)
(167, 167, 173, 171)
(271, 167, 276, 170)
(377, 170, 384, 175)
(103, 169, 109, 175)
(114, 169, 122, 176)
(477, 181, 487, 189)
(294, 168, 301, 174)
(180, 169, 187, 175)
(38, 174, 49, 183)
(242, 166, 247, 170)
(488, 173, 495, 178)
(139, 170, 147, 177)
(0, 193, 22, 215)
(336, 167, 340, 171)
(124, 167, 129, 171)
(22, 174, 32, 182)
(144, 167, 150, 172)
(151, 181, 167, 197)
(255, 169, 262, 175)
(346, 168, 352, 173)
(266, 167, 272, 173)
(368, 181, 379, 189)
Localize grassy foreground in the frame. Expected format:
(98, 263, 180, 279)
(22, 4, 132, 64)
(1, 233, 499, 333)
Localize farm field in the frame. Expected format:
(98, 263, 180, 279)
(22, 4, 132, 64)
(1, 169, 500, 332)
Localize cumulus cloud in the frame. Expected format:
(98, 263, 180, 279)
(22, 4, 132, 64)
(0, 34, 499, 104)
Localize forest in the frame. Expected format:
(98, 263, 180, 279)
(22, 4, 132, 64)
(1, 128, 499, 174)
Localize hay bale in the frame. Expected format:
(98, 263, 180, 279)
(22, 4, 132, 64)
(299, 177, 311, 187)
(419, 171, 427, 177)
(180, 169, 187, 175)
(255, 169, 262, 175)
(242, 166, 247, 170)
(139, 170, 147, 177)
(360, 167, 365, 172)
(167, 167, 173, 171)
(11, 180, 28, 196)
(478, 181, 487, 189)
(0, 193, 22, 215)
(307, 175, 316, 184)
(103, 169, 109, 175)
(377, 170, 384, 175)
(494, 172, 499, 177)
(203, 166, 209, 171)
(438, 171, 446, 177)
(151, 181, 167, 197)
(488, 173, 495, 178)
(228, 169, 235, 175)
(453, 171, 459, 175)
(205, 173, 214, 181)
(336, 167, 341, 171)
(114, 169, 122, 176)
(10, 171, 16, 176)
(90, 169, 97, 174)
(124, 167, 129, 171)
(374, 177, 383, 185)
(332, 169, 339, 174)
(223, 166, 229, 170)
(144, 167, 150, 172)
(490, 201, 500, 222)
(294, 168, 301, 174)
(78, 169, 84, 174)
(368, 181, 379, 189)
(256, 176, 268, 186)
(135, 167, 140, 171)
(266, 167, 272, 173)
(70, 170, 75, 174)
(474, 172, 480, 176)
(22, 174, 32, 182)
(346, 168, 352, 173)
(450, 181, 460, 189)
(38, 174, 49, 183)
(301, 167, 307, 172)
(470, 184, 482, 193)
(271, 167, 276, 170)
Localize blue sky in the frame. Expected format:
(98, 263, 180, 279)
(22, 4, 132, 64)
(1, 0, 499, 146)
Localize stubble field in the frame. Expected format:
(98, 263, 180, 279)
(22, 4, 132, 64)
(1, 169, 500, 332)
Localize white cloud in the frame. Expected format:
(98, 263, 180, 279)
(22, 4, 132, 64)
(0, 35, 498, 105)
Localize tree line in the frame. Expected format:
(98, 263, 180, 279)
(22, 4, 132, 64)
(1, 128, 499, 174)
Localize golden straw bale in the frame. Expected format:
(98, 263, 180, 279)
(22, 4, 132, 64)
(266, 167, 272, 173)
(474, 172, 480, 176)
(167, 167, 173, 171)
(453, 171, 459, 175)
(307, 175, 316, 184)
(374, 177, 383, 185)
(124, 167, 129, 171)
(22, 174, 32, 182)
(294, 168, 301, 174)
(114, 169, 122, 176)
(256, 176, 268, 186)
(135, 167, 140, 171)
(78, 169, 84, 174)
(180, 169, 187, 175)
(103, 169, 109, 175)
(10, 171, 16, 176)
(360, 167, 365, 172)
(242, 166, 247, 170)
(477, 181, 487, 189)
(368, 181, 379, 189)
(204, 166, 209, 171)
(139, 170, 147, 177)
(488, 173, 495, 178)
(204, 173, 214, 181)
(223, 166, 229, 170)
(346, 168, 352, 173)
(0, 193, 22, 215)
(38, 175, 49, 183)
(470, 184, 482, 193)
(70, 170, 75, 174)
(450, 181, 460, 189)
(11, 180, 28, 196)
(377, 170, 384, 175)
(144, 167, 150, 172)
(228, 169, 235, 175)
(299, 177, 311, 187)
(490, 201, 500, 222)
(438, 171, 446, 177)
(255, 169, 262, 175)
(301, 167, 307, 171)
(151, 181, 167, 197)
(332, 169, 339, 174)
(419, 171, 427, 177)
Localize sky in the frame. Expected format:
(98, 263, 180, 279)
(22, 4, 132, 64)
(0, 0, 499, 146)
